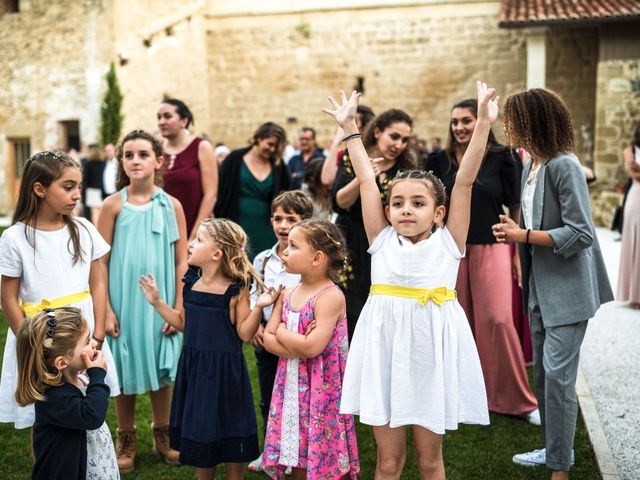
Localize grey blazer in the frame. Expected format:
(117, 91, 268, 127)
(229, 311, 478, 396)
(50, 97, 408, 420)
(518, 153, 613, 327)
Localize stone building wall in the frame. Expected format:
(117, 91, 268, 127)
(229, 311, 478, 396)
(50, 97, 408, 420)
(546, 26, 599, 167)
(112, 0, 211, 135)
(205, 1, 526, 149)
(0, 0, 111, 213)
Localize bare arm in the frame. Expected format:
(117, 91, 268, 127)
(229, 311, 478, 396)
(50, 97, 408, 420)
(1, 276, 24, 336)
(191, 140, 218, 237)
(323, 91, 388, 244)
(263, 293, 297, 359)
(274, 287, 343, 359)
(509, 203, 522, 287)
(89, 259, 107, 348)
(447, 82, 499, 252)
(335, 177, 361, 210)
(96, 194, 122, 338)
(321, 127, 343, 187)
(139, 274, 185, 331)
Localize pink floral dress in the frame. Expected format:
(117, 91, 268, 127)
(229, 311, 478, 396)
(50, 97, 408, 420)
(262, 284, 360, 480)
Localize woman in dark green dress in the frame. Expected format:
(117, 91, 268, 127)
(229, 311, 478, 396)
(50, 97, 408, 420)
(214, 122, 290, 259)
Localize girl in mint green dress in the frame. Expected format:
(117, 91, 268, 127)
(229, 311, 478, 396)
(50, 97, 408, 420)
(99, 130, 188, 471)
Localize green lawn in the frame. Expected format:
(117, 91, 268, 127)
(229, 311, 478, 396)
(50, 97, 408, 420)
(0, 314, 601, 479)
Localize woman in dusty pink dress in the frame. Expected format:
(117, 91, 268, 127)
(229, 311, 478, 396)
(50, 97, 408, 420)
(617, 123, 640, 309)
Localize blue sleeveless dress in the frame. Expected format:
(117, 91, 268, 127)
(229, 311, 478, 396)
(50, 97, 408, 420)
(169, 270, 259, 467)
(107, 188, 182, 394)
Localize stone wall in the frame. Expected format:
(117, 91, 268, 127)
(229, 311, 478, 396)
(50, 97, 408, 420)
(0, 0, 111, 213)
(590, 23, 640, 228)
(112, 0, 211, 135)
(546, 26, 598, 166)
(204, 2, 526, 149)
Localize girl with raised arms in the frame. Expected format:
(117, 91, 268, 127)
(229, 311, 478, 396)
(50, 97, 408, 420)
(323, 82, 496, 479)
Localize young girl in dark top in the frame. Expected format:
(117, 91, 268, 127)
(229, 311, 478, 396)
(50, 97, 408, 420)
(140, 218, 279, 480)
(15, 307, 117, 480)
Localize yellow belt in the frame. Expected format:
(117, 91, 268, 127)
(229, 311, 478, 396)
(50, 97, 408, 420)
(370, 284, 456, 306)
(21, 291, 91, 318)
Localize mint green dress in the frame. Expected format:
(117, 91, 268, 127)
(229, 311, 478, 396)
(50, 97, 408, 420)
(238, 161, 277, 260)
(107, 188, 182, 395)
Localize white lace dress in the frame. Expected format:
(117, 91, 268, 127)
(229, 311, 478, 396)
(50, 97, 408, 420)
(340, 226, 490, 434)
(78, 375, 120, 480)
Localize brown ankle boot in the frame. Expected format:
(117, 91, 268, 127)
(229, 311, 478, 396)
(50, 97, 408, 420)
(151, 422, 180, 465)
(115, 427, 136, 474)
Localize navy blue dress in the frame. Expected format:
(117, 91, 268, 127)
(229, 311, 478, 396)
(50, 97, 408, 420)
(169, 270, 259, 468)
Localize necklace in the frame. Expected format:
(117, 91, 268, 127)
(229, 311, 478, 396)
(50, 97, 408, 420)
(167, 153, 177, 169)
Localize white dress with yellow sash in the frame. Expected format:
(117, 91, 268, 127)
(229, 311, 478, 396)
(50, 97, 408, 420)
(0, 218, 120, 428)
(340, 226, 489, 434)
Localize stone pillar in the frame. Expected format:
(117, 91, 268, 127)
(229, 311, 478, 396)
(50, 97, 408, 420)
(525, 27, 548, 89)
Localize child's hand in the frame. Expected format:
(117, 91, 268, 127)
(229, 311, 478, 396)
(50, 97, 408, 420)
(139, 273, 161, 307)
(492, 214, 521, 244)
(105, 309, 120, 338)
(82, 349, 107, 372)
(322, 90, 361, 131)
(252, 323, 265, 348)
(256, 285, 283, 309)
(371, 157, 393, 177)
(161, 322, 178, 336)
(476, 81, 500, 125)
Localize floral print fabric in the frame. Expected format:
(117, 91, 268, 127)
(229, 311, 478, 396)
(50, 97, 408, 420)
(263, 284, 360, 479)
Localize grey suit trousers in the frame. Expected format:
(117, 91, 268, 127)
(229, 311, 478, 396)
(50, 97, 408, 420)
(529, 278, 587, 471)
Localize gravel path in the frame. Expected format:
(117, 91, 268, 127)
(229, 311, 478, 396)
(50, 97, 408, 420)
(580, 228, 640, 480)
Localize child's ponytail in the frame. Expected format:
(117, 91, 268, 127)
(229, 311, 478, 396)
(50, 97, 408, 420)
(15, 307, 87, 406)
(201, 219, 264, 290)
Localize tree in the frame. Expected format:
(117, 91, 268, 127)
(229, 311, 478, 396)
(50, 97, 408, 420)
(100, 62, 124, 146)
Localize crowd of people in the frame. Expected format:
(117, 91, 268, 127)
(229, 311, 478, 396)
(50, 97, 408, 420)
(1, 79, 634, 480)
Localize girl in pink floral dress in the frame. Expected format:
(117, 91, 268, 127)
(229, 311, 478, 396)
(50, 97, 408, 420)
(262, 219, 359, 480)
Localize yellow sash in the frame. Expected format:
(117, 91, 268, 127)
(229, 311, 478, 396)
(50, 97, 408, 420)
(370, 284, 456, 306)
(21, 291, 91, 318)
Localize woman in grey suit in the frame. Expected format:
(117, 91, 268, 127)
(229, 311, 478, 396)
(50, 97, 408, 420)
(492, 88, 613, 480)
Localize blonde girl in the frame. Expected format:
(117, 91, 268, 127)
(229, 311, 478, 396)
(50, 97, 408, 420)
(140, 218, 274, 480)
(323, 83, 497, 479)
(98, 130, 188, 473)
(262, 219, 360, 480)
(15, 307, 117, 480)
(0, 150, 120, 429)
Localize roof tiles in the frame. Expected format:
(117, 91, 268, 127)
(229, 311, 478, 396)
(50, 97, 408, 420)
(499, 0, 640, 27)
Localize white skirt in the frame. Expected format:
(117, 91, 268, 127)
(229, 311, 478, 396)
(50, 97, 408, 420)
(0, 296, 120, 428)
(340, 295, 489, 434)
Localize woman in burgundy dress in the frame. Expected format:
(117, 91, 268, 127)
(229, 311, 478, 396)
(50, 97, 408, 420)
(158, 98, 218, 238)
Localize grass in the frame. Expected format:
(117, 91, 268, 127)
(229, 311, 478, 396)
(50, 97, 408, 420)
(0, 314, 601, 479)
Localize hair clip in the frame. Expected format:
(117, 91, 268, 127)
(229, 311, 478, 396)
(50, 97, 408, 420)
(42, 308, 57, 355)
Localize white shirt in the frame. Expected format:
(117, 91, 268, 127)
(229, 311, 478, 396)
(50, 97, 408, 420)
(250, 243, 300, 322)
(103, 157, 118, 195)
(522, 163, 541, 229)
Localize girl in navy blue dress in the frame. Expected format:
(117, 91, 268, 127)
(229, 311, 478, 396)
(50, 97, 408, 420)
(139, 218, 281, 480)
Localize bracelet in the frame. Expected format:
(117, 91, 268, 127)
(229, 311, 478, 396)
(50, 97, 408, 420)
(342, 133, 362, 143)
(91, 335, 104, 344)
(525, 229, 531, 245)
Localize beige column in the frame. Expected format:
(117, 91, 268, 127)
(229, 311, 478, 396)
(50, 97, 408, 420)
(525, 27, 548, 89)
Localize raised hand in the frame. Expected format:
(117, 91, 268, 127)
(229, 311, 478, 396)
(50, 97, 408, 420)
(256, 285, 283, 309)
(476, 81, 499, 125)
(322, 90, 361, 131)
(82, 349, 107, 372)
(139, 273, 161, 307)
(492, 214, 520, 244)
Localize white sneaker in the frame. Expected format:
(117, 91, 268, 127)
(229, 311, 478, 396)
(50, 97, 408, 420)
(248, 453, 263, 472)
(512, 448, 575, 467)
(525, 408, 541, 426)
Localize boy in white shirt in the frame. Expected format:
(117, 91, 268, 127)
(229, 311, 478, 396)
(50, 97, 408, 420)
(248, 190, 314, 472)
